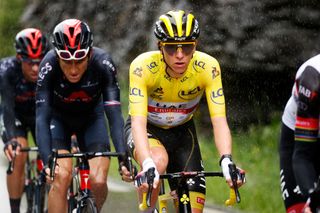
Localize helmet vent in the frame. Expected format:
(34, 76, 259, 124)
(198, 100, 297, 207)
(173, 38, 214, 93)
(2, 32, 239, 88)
(69, 27, 75, 38)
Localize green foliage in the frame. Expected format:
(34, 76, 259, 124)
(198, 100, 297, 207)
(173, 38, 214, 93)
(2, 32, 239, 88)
(200, 114, 283, 213)
(0, 0, 26, 57)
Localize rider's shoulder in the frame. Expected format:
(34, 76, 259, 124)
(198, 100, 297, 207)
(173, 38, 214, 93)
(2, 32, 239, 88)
(0, 56, 20, 76)
(193, 51, 220, 66)
(296, 54, 320, 78)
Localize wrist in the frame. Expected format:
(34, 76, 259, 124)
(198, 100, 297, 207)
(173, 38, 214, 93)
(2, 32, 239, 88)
(142, 157, 155, 171)
(219, 154, 232, 166)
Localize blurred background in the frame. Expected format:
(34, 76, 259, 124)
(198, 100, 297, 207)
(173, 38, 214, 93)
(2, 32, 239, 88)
(1, 0, 320, 212)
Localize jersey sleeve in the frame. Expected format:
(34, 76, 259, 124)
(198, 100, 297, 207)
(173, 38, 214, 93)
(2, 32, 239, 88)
(98, 53, 126, 154)
(128, 55, 149, 117)
(1, 66, 18, 140)
(203, 57, 226, 118)
(294, 66, 320, 142)
(36, 57, 54, 165)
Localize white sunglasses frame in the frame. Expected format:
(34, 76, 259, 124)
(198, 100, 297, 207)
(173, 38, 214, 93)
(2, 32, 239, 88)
(55, 47, 89, 61)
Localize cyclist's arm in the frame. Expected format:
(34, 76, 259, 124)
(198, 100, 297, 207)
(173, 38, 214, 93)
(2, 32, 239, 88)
(36, 59, 54, 165)
(211, 117, 232, 156)
(128, 56, 150, 165)
(204, 57, 231, 156)
(100, 55, 126, 154)
(1, 67, 17, 141)
(131, 115, 150, 164)
(292, 66, 320, 195)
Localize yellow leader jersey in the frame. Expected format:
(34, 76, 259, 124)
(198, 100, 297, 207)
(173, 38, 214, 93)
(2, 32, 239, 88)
(129, 50, 226, 128)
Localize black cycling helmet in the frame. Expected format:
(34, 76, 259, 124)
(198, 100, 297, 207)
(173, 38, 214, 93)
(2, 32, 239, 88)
(52, 19, 93, 54)
(154, 10, 200, 42)
(15, 28, 49, 59)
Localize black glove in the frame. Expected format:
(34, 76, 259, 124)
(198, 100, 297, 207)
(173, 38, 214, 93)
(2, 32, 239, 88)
(118, 152, 137, 178)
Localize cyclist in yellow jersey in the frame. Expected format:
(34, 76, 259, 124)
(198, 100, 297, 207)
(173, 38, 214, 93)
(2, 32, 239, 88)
(121, 10, 244, 213)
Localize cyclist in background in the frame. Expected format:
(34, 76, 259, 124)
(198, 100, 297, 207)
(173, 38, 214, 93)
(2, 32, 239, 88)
(36, 18, 127, 212)
(1, 28, 48, 213)
(121, 10, 244, 212)
(281, 54, 320, 212)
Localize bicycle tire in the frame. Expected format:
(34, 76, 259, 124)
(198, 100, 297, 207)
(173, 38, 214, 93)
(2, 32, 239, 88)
(25, 182, 35, 213)
(77, 197, 98, 213)
(33, 183, 48, 213)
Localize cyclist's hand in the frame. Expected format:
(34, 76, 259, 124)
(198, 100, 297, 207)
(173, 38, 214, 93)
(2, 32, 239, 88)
(118, 152, 137, 182)
(120, 165, 133, 182)
(142, 158, 159, 189)
(235, 167, 246, 188)
(43, 164, 59, 184)
(221, 156, 246, 188)
(3, 140, 20, 161)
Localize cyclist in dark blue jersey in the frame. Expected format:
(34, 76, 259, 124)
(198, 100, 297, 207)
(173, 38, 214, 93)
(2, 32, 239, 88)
(36, 19, 127, 212)
(1, 28, 48, 213)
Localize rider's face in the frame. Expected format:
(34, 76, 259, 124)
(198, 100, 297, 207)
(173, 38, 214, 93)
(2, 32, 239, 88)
(160, 41, 196, 78)
(58, 56, 89, 83)
(20, 58, 41, 83)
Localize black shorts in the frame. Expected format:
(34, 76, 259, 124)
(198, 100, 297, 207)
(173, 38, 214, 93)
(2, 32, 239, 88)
(125, 116, 205, 194)
(50, 103, 110, 153)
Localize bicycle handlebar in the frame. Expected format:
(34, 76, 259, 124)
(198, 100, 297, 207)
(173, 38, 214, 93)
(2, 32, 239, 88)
(136, 164, 245, 211)
(48, 149, 124, 180)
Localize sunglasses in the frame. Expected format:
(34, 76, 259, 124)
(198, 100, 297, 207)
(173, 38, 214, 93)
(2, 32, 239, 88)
(161, 42, 196, 56)
(20, 56, 42, 65)
(55, 47, 89, 61)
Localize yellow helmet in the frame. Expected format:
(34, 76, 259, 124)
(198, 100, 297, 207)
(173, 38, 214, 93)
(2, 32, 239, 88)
(154, 10, 200, 42)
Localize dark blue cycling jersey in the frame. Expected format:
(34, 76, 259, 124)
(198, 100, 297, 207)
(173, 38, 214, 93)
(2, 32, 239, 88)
(0, 56, 36, 141)
(36, 47, 125, 164)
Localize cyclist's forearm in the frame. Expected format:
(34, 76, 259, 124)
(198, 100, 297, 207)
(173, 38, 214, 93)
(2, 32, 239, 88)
(131, 116, 151, 164)
(36, 111, 52, 165)
(211, 116, 232, 156)
(104, 105, 126, 153)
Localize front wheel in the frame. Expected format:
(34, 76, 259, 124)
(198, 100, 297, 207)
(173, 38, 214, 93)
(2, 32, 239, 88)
(77, 197, 98, 213)
(25, 182, 35, 213)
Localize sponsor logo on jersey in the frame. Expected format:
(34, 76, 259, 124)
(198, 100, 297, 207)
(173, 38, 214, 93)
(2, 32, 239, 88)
(196, 197, 205, 205)
(35, 99, 45, 104)
(212, 67, 220, 79)
(210, 88, 224, 105)
(193, 60, 206, 72)
(129, 87, 144, 97)
(81, 81, 99, 88)
(150, 87, 164, 100)
(164, 73, 172, 82)
(63, 91, 92, 103)
(178, 86, 201, 100)
(133, 67, 142, 77)
(147, 61, 158, 74)
(38, 62, 52, 86)
(103, 59, 116, 73)
(148, 104, 198, 114)
(16, 91, 35, 102)
(180, 76, 189, 83)
(298, 85, 311, 98)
